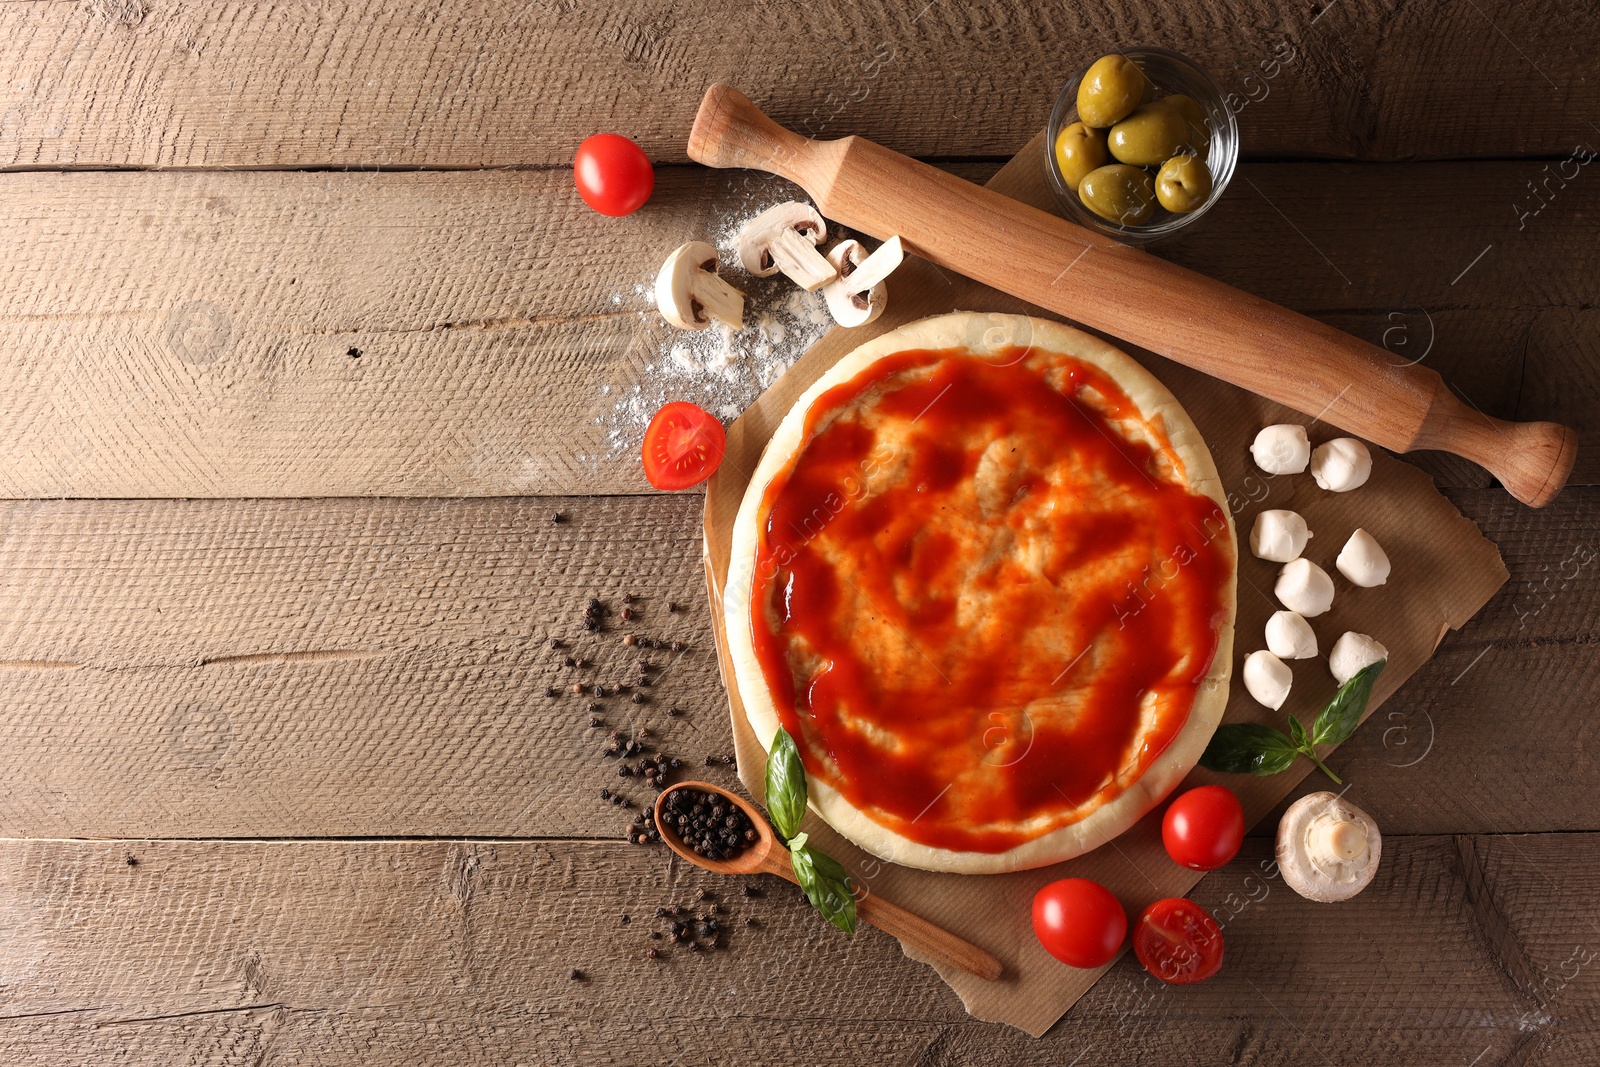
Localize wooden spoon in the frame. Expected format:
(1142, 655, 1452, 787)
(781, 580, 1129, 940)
(654, 781, 1004, 980)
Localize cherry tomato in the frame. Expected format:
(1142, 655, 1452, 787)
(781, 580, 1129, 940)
(573, 133, 654, 217)
(1162, 785, 1245, 871)
(1133, 897, 1224, 984)
(1031, 877, 1128, 969)
(642, 402, 725, 490)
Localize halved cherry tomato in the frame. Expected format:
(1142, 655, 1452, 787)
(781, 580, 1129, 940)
(1032, 877, 1127, 969)
(1133, 897, 1224, 984)
(1162, 785, 1245, 871)
(642, 402, 726, 490)
(573, 133, 654, 217)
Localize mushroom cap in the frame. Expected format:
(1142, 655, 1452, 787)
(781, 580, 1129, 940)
(1276, 791, 1381, 902)
(735, 202, 827, 277)
(655, 241, 721, 331)
(821, 240, 885, 327)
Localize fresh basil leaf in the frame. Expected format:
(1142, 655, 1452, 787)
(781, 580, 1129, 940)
(1311, 660, 1387, 747)
(764, 727, 808, 843)
(1200, 723, 1299, 776)
(1288, 714, 1309, 750)
(790, 844, 858, 933)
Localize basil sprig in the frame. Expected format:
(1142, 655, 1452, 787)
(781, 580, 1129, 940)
(1200, 660, 1386, 786)
(765, 728, 857, 933)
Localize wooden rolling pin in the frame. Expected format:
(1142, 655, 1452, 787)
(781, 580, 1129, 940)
(687, 85, 1577, 508)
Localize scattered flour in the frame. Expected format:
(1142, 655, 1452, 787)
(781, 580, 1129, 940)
(597, 196, 858, 458)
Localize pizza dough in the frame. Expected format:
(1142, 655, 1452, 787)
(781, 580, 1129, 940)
(724, 313, 1237, 874)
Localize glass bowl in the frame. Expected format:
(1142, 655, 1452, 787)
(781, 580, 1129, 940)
(1046, 46, 1239, 244)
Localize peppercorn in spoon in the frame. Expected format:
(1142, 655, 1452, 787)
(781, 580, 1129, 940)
(654, 780, 1003, 980)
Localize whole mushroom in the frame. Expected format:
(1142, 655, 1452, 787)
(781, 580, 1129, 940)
(1311, 438, 1373, 492)
(1250, 509, 1311, 563)
(655, 241, 745, 330)
(1251, 424, 1310, 475)
(1276, 792, 1381, 902)
(735, 202, 836, 291)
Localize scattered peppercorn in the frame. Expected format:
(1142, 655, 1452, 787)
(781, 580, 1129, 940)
(126, 855, 139, 867)
(631, 692, 648, 705)
(551, 513, 565, 524)
(569, 969, 584, 981)
(545, 687, 560, 698)
(621, 607, 636, 622)
(667, 706, 682, 718)
(564, 656, 577, 667)
(646, 948, 660, 959)
(623, 633, 637, 647)
(667, 602, 679, 614)
(589, 716, 604, 728)
(571, 682, 584, 695)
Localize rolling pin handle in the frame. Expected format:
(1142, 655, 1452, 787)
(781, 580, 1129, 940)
(1413, 387, 1577, 508)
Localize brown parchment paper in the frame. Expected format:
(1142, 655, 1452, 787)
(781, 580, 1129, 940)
(701, 133, 1509, 1037)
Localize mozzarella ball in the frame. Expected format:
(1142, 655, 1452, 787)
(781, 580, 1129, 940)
(1243, 649, 1294, 710)
(1329, 632, 1389, 686)
(1336, 528, 1391, 588)
(1251, 424, 1311, 475)
(1265, 610, 1319, 660)
(1311, 438, 1372, 492)
(1275, 558, 1335, 616)
(1250, 509, 1312, 563)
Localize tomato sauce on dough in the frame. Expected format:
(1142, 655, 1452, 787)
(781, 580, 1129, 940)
(750, 348, 1233, 853)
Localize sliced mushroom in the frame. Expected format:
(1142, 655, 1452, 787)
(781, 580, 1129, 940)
(821, 236, 903, 327)
(655, 241, 745, 331)
(1276, 792, 1381, 902)
(735, 202, 836, 291)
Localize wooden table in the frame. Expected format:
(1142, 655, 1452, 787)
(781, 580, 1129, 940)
(1, 2, 1596, 1064)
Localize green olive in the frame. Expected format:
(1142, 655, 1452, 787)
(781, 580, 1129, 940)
(1078, 164, 1157, 225)
(1107, 103, 1190, 167)
(1159, 94, 1210, 153)
(1076, 55, 1147, 128)
(1053, 121, 1109, 192)
(1155, 154, 1213, 213)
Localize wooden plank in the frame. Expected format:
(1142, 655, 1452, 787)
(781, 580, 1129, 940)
(0, 490, 1591, 840)
(0, 835, 1593, 1064)
(0, 164, 1592, 497)
(1, 0, 1597, 167)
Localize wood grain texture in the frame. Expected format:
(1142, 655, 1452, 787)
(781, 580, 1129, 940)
(0, 835, 1595, 1065)
(0, 490, 1591, 840)
(0, 163, 1592, 498)
(1, 0, 1597, 168)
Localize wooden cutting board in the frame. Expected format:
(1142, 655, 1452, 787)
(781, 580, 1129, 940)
(701, 133, 1508, 1036)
